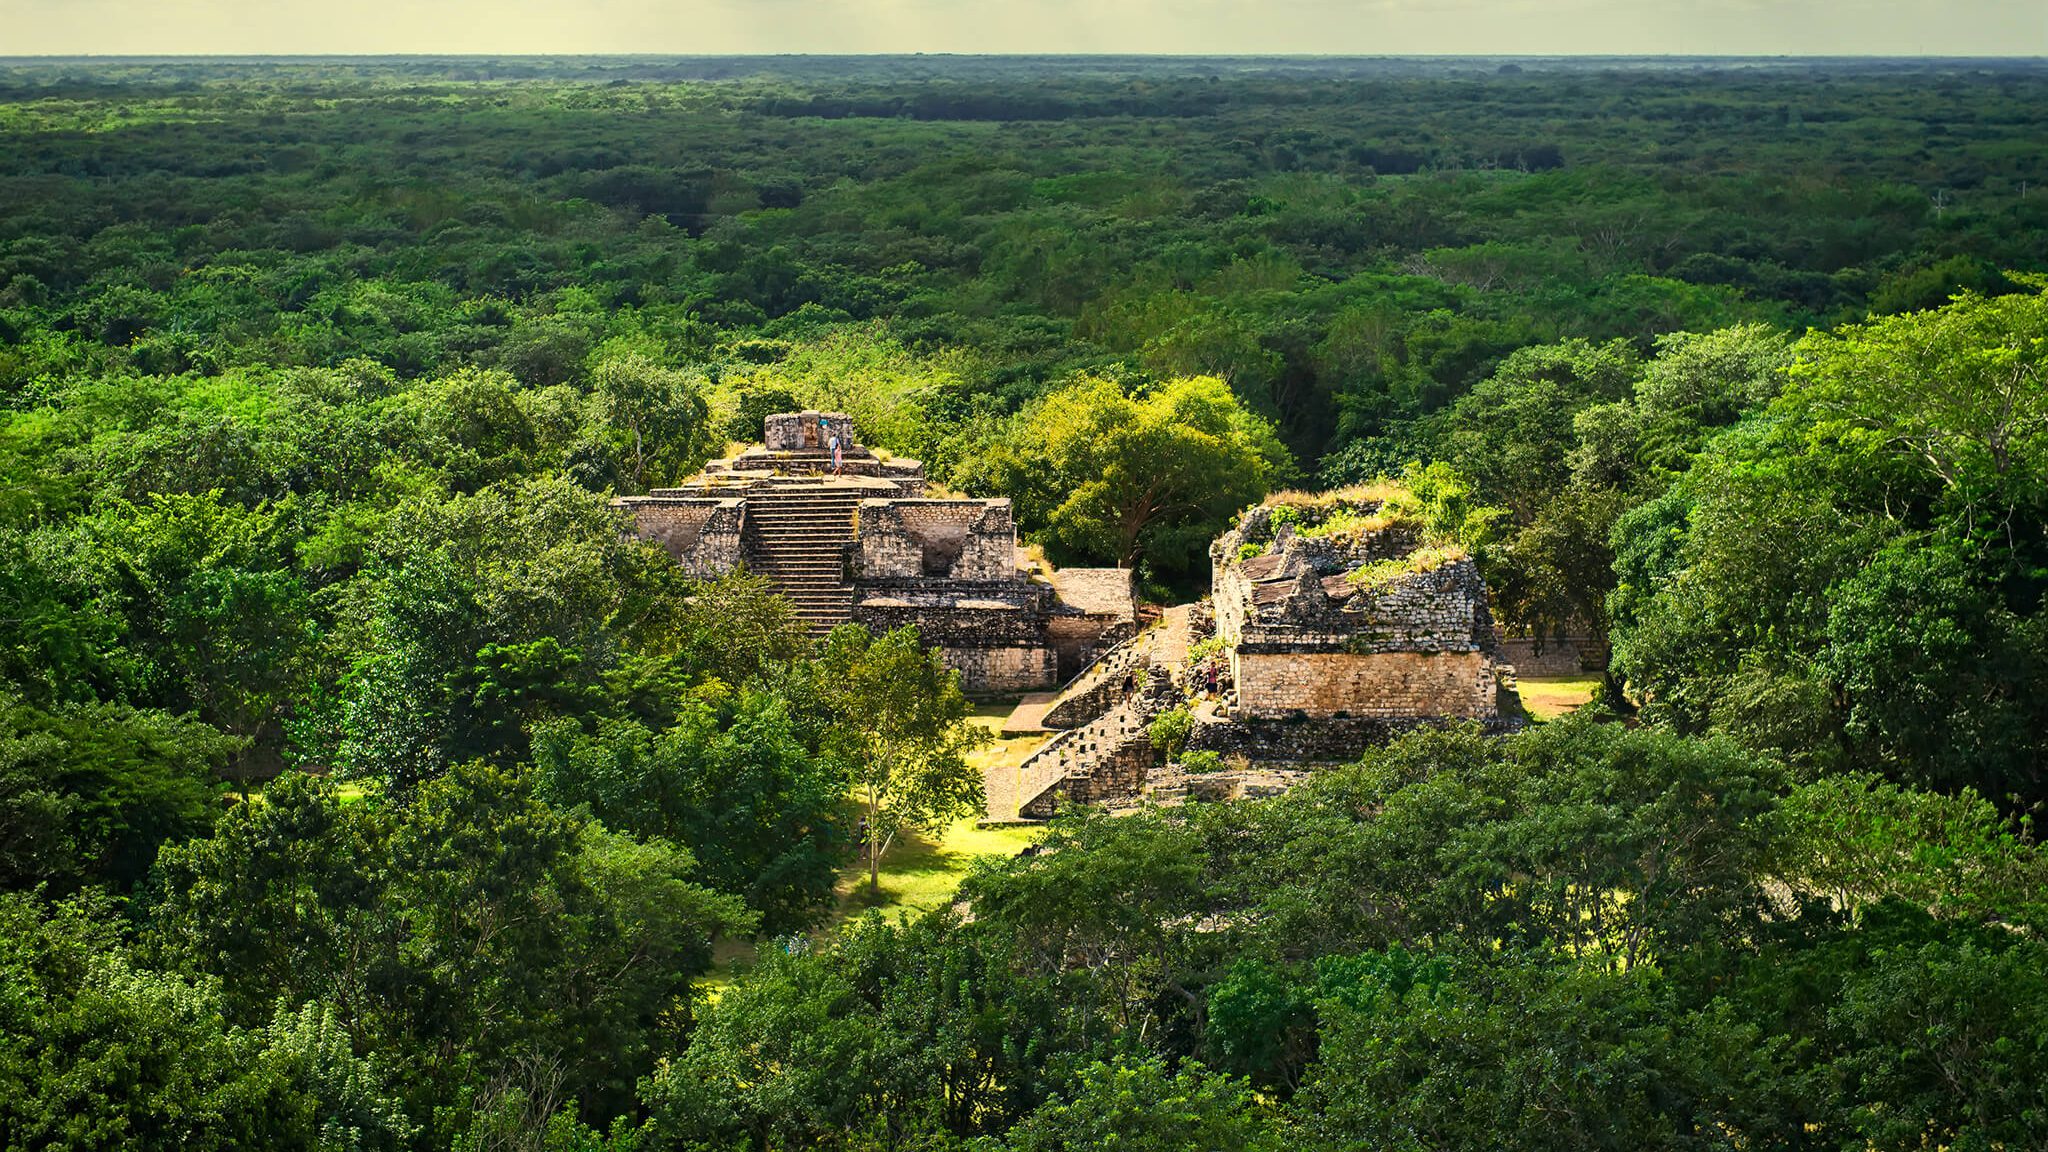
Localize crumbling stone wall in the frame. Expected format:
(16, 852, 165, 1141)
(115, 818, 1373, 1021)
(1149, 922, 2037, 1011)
(623, 499, 743, 577)
(1188, 711, 1519, 764)
(853, 580, 1060, 696)
(941, 645, 1059, 696)
(857, 499, 1018, 581)
(1210, 496, 1507, 726)
(856, 502, 924, 579)
(1330, 563, 1499, 654)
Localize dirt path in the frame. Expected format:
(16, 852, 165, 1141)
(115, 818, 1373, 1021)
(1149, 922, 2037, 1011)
(999, 691, 1058, 735)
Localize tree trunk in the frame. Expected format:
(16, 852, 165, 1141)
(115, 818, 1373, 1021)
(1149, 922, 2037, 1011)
(867, 786, 881, 892)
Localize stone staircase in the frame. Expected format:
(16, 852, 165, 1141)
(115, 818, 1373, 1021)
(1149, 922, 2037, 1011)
(1038, 603, 1199, 730)
(743, 484, 863, 636)
(1040, 627, 1157, 729)
(999, 668, 1175, 820)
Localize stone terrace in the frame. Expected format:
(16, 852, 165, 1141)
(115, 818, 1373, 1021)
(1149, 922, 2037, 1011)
(616, 412, 1134, 693)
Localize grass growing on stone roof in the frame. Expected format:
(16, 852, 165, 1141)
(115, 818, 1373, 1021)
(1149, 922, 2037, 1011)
(1260, 481, 1405, 509)
(1297, 506, 1408, 542)
(1347, 543, 1469, 589)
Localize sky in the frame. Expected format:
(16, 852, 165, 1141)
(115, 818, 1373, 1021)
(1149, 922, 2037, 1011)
(0, 0, 2043, 58)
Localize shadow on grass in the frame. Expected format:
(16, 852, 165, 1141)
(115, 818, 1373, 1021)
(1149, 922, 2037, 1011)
(833, 817, 1042, 923)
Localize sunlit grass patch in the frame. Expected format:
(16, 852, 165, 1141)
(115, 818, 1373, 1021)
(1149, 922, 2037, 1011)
(832, 815, 1041, 923)
(1517, 675, 1602, 721)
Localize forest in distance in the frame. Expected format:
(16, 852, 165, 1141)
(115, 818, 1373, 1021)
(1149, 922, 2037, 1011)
(0, 54, 2046, 1150)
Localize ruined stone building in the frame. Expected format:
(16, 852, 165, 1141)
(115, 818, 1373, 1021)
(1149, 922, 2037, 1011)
(990, 489, 1516, 821)
(1206, 498, 1510, 731)
(615, 412, 1134, 695)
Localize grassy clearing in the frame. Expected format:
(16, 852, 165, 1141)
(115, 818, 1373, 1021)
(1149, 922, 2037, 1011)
(1518, 675, 1602, 721)
(833, 702, 1045, 921)
(708, 702, 1048, 992)
(833, 816, 1042, 921)
(708, 816, 1043, 996)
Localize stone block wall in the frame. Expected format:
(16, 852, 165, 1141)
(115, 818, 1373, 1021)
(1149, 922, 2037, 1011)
(1187, 712, 1519, 765)
(1230, 561, 1495, 656)
(1230, 650, 1497, 720)
(851, 581, 1059, 696)
(1498, 634, 1609, 677)
(857, 499, 1017, 581)
(856, 501, 924, 579)
(941, 644, 1059, 697)
(1321, 562, 1497, 654)
(764, 410, 856, 452)
(622, 499, 744, 577)
(1046, 615, 1135, 687)
(852, 582, 1053, 641)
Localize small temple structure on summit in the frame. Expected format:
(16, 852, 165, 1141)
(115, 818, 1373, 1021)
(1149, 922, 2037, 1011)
(614, 412, 1136, 695)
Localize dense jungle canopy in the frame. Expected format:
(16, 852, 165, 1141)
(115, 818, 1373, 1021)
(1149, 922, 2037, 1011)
(0, 56, 2044, 1150)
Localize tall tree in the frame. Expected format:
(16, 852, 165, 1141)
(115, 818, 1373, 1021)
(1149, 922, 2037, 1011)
(967, 375, 1292, 584)
(813, 625, 986, 892)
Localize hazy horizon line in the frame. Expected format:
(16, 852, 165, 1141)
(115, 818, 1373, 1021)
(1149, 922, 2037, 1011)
(4, 51, 2045, 62)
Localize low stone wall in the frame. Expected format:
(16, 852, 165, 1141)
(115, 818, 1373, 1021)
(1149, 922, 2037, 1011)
(620, 498, 744, 577)
(1231, 650, 1497, 720)
(1183, 768, 1310, 802)
(942, 644, 1058, 696)
(1190, 712, 1422, 763)
(1188, 712, 1524, 765)
(1498, 635, 1609, 677)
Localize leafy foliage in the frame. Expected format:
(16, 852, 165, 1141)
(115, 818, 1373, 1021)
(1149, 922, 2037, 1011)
(1, 56, 2045, 1149)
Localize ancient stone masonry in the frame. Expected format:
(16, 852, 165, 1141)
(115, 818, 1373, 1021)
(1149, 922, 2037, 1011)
(1497, 634, 1610, 677)
(1040, 630, 1155, 730)
(620, 498, 743, 578)
(1008, 668, 1177, 820)
(987, 489, 1521, 822)
(615, 412, 1133, 696)
(1211, 498, 1512, 725)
